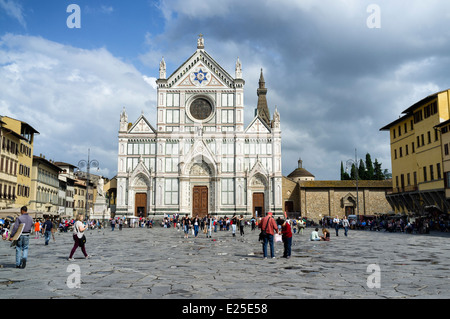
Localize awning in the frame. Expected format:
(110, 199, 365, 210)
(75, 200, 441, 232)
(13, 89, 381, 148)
(0, 208, 44, 220)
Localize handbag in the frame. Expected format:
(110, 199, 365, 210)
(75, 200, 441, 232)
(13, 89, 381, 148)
(78, 235, 86, 246)
(258, 217, 271, 242)
(75, 223, 87, 246)
(274, 234, 282, 242)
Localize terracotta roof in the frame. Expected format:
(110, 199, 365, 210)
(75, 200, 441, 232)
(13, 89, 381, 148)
(287, 167, 315, 179)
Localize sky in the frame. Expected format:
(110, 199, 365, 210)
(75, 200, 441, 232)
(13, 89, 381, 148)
(1, 0, 450, 180)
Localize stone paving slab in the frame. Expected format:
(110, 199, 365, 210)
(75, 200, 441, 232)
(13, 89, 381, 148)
(1, 225, 450, 299)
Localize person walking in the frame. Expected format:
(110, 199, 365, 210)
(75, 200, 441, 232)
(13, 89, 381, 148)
(192, 215, 200, 237)
(231, 214, 237, 237)
(239, 215, 245, 236)
(342, 216, 350, 237)
(206, 214, 213, 238)
(258, 212, 278, 259)
(280, 219, 293, 259)
(42, 217, 53, 246)
(9, 206, 33, 269)
(333, 216, 340, 236)
(34, 220, 40, 239)
(68, 214, 90, 260)
(182, 214, 191, 239)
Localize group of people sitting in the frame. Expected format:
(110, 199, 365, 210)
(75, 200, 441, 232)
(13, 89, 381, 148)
(310, 227, 330, 241)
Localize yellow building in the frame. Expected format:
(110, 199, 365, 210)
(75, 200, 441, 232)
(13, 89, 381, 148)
(435, 119, 450, 200)
(380, 89, 450, 214)
(0, 119, 23, 209)
(1, 116, 39, 208)
(29, 155, 61, 214)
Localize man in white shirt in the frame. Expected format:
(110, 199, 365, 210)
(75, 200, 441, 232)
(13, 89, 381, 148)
(310, 228, 320, 241)
(333, 216, 340, 236)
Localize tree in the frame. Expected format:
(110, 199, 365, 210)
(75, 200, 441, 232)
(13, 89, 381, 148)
(350, 163, 357, 180)
(341, 153, 388, 180)
(341, 161, 350, 180)
(374, 159, 384, 180)
(358, 159, 366, 180)
(365, 153, 375, 180)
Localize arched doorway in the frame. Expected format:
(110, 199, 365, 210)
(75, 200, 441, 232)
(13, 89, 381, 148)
(249, 174, 268, 217)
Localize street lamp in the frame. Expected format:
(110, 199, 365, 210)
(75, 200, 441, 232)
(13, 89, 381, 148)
(77, 149, 99, 221)
(346, 148, 360, 217)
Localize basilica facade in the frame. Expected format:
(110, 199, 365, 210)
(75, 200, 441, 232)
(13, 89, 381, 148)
(116, 36, 282, 218)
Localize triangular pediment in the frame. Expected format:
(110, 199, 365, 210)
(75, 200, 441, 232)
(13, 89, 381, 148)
(245, 116, 271, 134)
(182, 138, 218, 175)
(249, 157, 269, 177)
(167, 50, 235, 89)
(128, 115, 156, 134)
(130, 157, 151, 183)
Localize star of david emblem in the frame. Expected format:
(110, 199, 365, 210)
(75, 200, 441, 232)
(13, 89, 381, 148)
(194, 69, 208, 84)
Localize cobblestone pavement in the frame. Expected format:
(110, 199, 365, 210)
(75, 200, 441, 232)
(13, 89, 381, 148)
(1, 225, 450, 299)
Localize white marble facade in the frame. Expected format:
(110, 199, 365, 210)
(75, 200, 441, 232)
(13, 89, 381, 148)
(116, 35, 282, 218)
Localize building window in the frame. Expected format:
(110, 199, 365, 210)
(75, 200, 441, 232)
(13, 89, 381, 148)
(222, 93, 234, 107)
(221, 109, 234, 124)
(221, 178, 234, 205)
(222, 140, 234, 155)
(166, 93, 180, 107)
(222, 158, 234, 172)
(427, 131, 431, 144)
(414, 110, 423, 123)
(166, 109, 180, 124)
(430, 165, 434, 180)
(165, 142, 179, 155)
(437, 163, 442, 180)
(423, 167, 427, 182)
(164, 179, 178, 205)
(165, 158, 179, 173)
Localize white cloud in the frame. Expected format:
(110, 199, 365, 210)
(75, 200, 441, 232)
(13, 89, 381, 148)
(0, 34, 156, 176)
(0, 0, 26, 28)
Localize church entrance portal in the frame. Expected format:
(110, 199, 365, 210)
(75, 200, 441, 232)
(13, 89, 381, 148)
(192, 186, 208, 218)
(253, 192, 265, 217)
(135, 193, 147, 217)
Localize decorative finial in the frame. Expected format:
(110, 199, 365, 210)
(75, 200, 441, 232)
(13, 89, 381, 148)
(197, 33, 204, 49)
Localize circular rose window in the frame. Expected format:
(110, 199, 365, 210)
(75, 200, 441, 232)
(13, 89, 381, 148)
(189, 98, 213, 121)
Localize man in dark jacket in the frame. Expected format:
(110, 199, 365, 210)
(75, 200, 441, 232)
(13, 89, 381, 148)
(10, 206, 33, 268)
(42, 216, 53, 245)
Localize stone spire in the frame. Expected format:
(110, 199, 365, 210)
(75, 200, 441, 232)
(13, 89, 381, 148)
(159, 56, 166, 79)
(256, 68, 271, 126)
(235, 57, 242, 79)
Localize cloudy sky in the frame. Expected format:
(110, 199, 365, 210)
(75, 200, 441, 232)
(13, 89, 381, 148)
(1, 0, 450, 180)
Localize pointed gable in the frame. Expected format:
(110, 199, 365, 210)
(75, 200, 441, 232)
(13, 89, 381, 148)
(245, 116, 271, 134)
(182, 138, 218, 176)
(128, 115, 156, 134)
(166, 49, 235, 89)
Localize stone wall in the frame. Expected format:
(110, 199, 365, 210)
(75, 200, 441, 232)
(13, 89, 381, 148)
(282, 177, 393, 222)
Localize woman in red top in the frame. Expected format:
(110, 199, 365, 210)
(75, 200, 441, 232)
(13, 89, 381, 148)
(280, 219, 292, 259)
